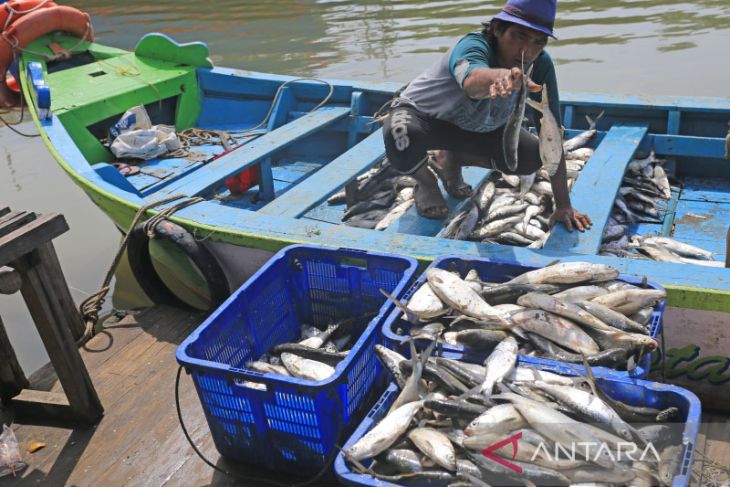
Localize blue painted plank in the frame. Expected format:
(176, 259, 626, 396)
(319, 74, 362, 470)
(544, 124, 649, 254)
(384, 166, 491, 236)
(680, 177, 730, 204)
(561, 92, 730, 113)
(128, 144, 228, 194)
(564, 129, 725, 158)
(667, 110, 681, 135)
(197, 97, 274, 129)
(301, 204, 346, 225)
(199, 71, 730, 114)
(672, 200, 730, 255)
(272, 161, 324, 184)
(151, 106, 351, 200)
(653, 134, 726, 159)
(563, 105, 575, 129)
(661, 187, 682, 236)
(201, 67, 401, 99)
(258, 129, 384, 217)
(154, 199, 730, 292)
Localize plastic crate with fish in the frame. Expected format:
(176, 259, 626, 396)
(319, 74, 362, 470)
(335, 356, 700, 487)
(382, 256, 665, 379)
(176, 245, 417, 475)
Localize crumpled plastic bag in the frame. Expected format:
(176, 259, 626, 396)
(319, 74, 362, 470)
(0, 424, 27, 478)
(109, 106, 181, 160)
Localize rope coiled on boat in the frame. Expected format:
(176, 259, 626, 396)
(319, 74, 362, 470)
(166, 78, 335, 160)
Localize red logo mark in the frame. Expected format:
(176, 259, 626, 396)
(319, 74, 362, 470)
(482, 431, 523, 474)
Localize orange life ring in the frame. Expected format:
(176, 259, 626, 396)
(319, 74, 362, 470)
(0, 5, 93, 107)
(1, 0, 58, 30)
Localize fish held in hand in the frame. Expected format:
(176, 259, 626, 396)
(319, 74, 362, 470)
(527, 84, 564, 177)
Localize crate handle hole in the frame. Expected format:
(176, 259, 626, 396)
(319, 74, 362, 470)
(234, 379, 268, 392)
(339, 257, 368, 270)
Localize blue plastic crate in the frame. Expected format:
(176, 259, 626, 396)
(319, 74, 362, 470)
(335, 362, 700, 487)
(176, 245, 417, 475)
(382, 255, 665, 379)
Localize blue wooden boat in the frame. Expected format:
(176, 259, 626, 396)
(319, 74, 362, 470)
(19, 32, 730, 314)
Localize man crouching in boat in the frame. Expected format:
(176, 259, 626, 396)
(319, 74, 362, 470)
(382, 0, 592, 232)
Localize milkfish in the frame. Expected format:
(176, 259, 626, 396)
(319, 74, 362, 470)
(527, 84, 564, 177)
(343, 400, 423, 461)
(502, 59, 532, 172)
(563, 111, 604, 152)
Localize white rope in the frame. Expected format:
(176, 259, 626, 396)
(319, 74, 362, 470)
(227, 78, 334, 136)
(3, 0, 54, 32)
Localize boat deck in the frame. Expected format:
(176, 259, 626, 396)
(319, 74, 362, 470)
(1, 306, 728, 486)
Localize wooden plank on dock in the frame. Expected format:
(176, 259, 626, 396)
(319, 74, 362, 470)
(0, 213, 68, 266)
(258, 129, 385, 217)
(0, 212, 38, 239)
(384, 166, 491, 236)
(543, 124, 648, 254)
(153, 107, 351, 199)
(0, 315, 29, 400)
(696, 411, 730, 486)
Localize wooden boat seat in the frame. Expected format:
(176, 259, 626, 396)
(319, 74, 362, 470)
(544, 124, 649, 253)
(150, 106, 351, 201)
(258, 129, 385, 217)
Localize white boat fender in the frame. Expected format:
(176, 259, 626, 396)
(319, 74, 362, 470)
(126, 219, 230, 311)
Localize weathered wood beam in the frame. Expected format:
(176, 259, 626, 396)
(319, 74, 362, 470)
(11, 390, 77, 422)
(14, 249, 103, 423)
(0, 213, 68, 266)
(0, 315, 29, 402)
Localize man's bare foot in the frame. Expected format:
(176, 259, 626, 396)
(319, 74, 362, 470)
(414, 183, 448, 219)
(430, 151, 473, 199)
(412, 165, 448, 219)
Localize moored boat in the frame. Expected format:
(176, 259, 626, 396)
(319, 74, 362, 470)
(16, 22, 730, 407)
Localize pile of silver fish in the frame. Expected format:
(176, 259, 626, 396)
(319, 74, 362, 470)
(629, 235, 722, 267)
(335, 114, 603, 243)
(388, 262, 662, 371)
(243, 316, 369, 384)
(328, 163, 417, 230)
(439, 143, 592, 248)
(600, 152, 720, 266)
(343, 343, 683, 486)
(599, 152, 672, 258)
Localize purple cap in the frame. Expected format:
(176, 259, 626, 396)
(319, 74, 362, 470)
(493, 0, 558, 39)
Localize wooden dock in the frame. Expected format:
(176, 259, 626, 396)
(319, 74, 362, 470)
(1, 305, 728, 486)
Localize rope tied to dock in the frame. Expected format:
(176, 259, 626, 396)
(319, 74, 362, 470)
(77, 194, 204, 346)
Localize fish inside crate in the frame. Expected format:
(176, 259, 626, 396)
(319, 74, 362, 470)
(382, 257, 665, 379)
(176, 245, 417, 475)
(335, 345, 700, 487)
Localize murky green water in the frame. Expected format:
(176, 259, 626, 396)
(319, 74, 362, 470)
(2, 0, 729, 373)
